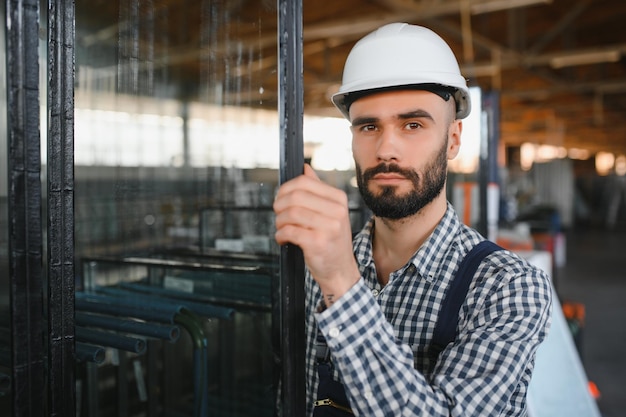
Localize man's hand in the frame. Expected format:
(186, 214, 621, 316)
(273, 164, 361, 305)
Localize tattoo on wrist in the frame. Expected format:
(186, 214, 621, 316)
(325, 294, 335, 306)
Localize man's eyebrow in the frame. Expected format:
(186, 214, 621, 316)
(398, 109, 434, 120)
(351, 110, 434, 127)
(351, 116, 378, 127)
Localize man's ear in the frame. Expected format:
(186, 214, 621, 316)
(447, 120, 462, 160)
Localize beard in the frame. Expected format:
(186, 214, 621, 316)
(356, 140, 448, 220)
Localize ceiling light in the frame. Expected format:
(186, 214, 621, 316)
(550, 50, 621, 68)
(471, 0, 551, 15)
(595, 152, 615, 176)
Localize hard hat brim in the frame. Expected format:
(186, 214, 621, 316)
(332, 83, 471, 120)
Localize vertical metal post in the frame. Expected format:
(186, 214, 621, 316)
(181, 100, 191, 167)
(277, 0, 305, 415)
(478, 108, 489, 237)
(478, 91, 500, 239)
(6, 0, 45, 415)
(47, 1, 75, 415)
(117, 351, 129, 417)
(86, 363, 99, 417)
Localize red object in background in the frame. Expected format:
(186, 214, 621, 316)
(588, 381, 601, 400)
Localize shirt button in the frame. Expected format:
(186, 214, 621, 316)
(371, 289, 379, 297)
(329, 327, 340, 338)
(364, 389, 373, 400)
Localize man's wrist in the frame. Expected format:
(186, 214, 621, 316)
(317, 274, 361, 312)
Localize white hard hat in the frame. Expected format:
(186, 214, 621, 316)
(332, 23, 471, 120)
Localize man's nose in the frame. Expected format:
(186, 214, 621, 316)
(376, 129, 400, 162)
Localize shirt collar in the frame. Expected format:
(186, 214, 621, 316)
(353, 216, 375, 267)
(410, 202, 461, 282)
(353, 202, 461, 282)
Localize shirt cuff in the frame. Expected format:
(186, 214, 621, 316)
(314, 279, 386, 355)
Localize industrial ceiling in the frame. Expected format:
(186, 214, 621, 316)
(77, 0, 626, 158)
(301, 0, 626, 159)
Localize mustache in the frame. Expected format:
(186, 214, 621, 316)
(361, 163, 420, 183)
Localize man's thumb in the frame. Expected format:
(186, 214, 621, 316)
(303, 163, 320, 180)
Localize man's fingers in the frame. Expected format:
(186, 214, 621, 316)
(274, 223, 312, 247)
(274, 204, 318, 231)
(275, 165, 327, 201)
(273, 164, 351, 255)
(274, 180, 347, 217)
(274, 193, 348, 250)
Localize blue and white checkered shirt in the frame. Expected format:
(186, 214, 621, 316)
(305, 202, 553, 416)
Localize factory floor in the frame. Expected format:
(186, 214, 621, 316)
(555, 225, 626, 417)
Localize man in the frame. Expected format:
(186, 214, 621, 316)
(273, 23, 552, 416)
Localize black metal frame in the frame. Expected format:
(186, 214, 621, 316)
(46, 0, 75, 414)
(277, 0, 306, 415)
(4, 0, 305, 414)
(6, 0, 45, 415)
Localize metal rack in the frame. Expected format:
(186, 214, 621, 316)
(77, 252, 278, 417)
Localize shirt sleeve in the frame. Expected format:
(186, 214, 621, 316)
(315, 262, 553, 417)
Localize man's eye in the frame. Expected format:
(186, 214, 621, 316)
(360, 124, 377, 132)
(405, 122, 421, 130)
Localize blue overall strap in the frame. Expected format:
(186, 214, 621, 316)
(430, 240, 503, 360)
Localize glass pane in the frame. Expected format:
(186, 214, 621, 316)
(0, 1, 10, 411)
(75, 2, 279, 415)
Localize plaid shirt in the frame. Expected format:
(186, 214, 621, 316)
(305, 202, 553, 416)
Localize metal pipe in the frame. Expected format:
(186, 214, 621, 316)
(78, 291, 186, 314)
(164, 270, 269, 291)
(118, 283, 236, 319)
(158, 244, 278, 265)
(121, 275, 271, 310)
(93, 287, 192, 314)
(75, 312, 180, 342)
(75, 295, 178, 324)
(81, 254, 264, 274)
(86, 362, 99, 416)
(76, 327, 146, 354)
(174, 309, 209, 417)
(75, 343, 106, 364)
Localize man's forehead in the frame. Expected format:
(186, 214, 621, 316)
(349, 90, 450, 120)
